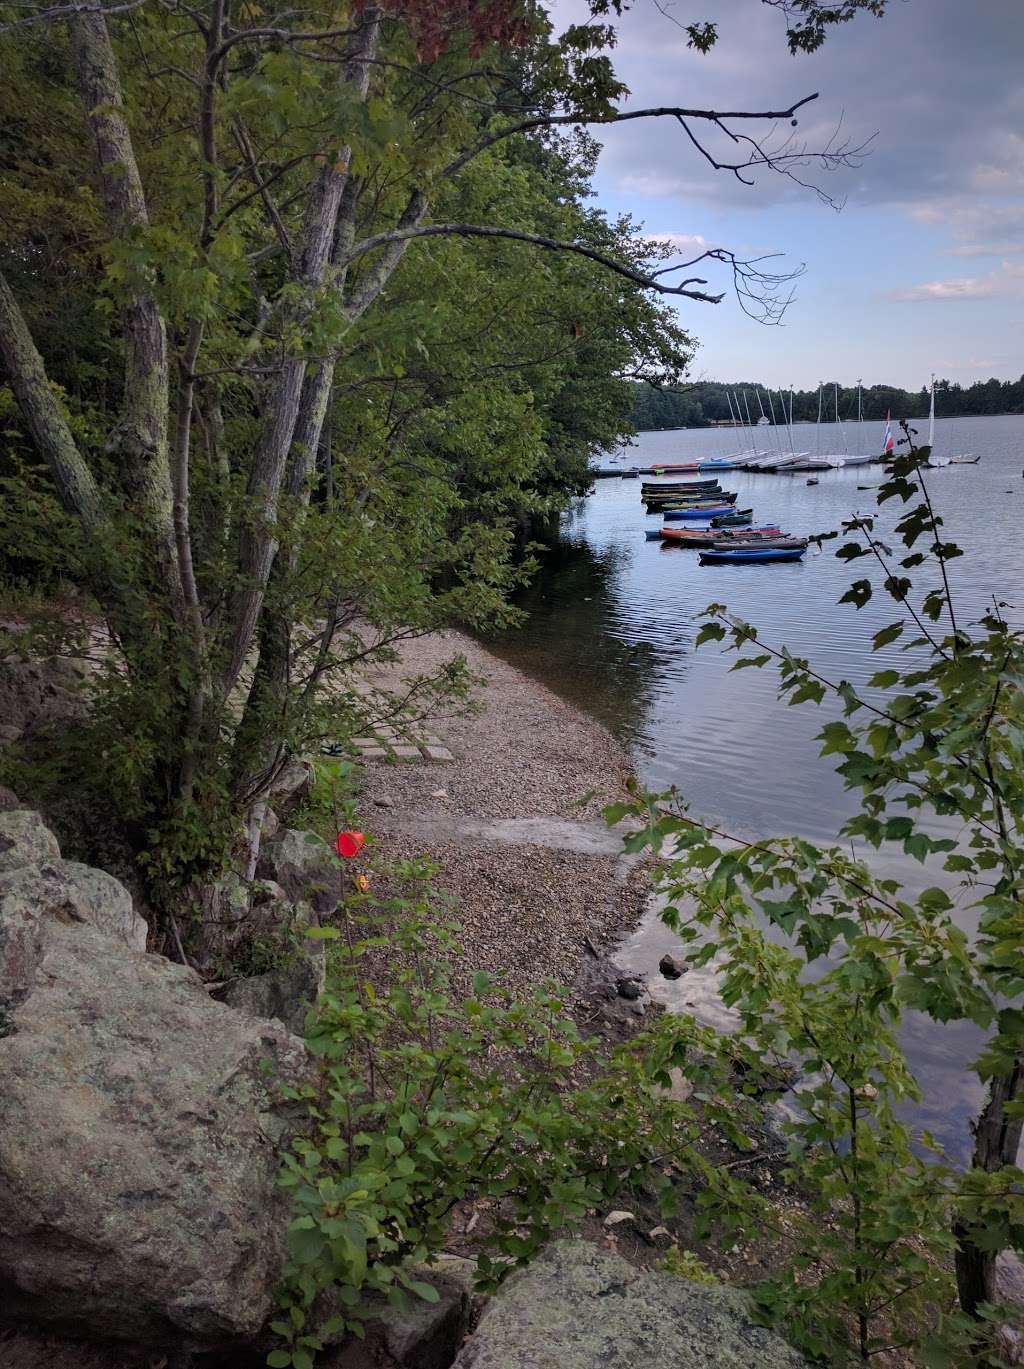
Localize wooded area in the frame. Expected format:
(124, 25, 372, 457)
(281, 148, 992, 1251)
(629, 375, 1024, 430)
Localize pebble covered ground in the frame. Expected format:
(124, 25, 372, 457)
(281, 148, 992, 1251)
(353, 630, 649, 996)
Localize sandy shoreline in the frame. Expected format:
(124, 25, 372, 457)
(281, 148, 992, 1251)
(354, 629, 649, 996)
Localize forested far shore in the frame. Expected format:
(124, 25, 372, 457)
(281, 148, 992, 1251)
(628, 376, 1024, 430)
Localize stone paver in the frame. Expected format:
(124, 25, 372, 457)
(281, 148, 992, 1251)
(423, 745, 455, 762)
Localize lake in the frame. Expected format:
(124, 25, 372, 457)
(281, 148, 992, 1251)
(490, 413, 1024, 1160)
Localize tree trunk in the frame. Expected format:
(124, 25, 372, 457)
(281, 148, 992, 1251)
(69, 13, 181, 610)
(220, 9, 382, 699)
(955, 1058, 1024, 1316)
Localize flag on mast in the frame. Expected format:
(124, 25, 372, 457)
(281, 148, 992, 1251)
(883, 411, 894, 454)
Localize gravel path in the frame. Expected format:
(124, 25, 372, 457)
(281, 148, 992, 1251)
(354, 630, 648, 996)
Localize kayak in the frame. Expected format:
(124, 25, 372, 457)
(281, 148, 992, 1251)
(660, 525, 781, 544)
(666, 504, 739, 520)
(700, 547, 807, 564)
(662, 500, 746, 520)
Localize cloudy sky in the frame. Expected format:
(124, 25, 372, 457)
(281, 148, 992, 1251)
(550, 0, 1024, 388)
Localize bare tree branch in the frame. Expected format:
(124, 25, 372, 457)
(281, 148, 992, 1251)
(438, 94, 823, 181)
(340, 222, 731, 306)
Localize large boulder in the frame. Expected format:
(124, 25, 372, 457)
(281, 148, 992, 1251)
(257, 828, 336, 909)
(0, 809, 61, 873)
(0, 859, 147, 953)
(452, 1241, 806, 1369)
(0, 814, 310, 1349)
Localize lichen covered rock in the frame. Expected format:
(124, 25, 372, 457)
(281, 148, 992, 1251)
(0, 808, 61, 873)
(0, 814, 310, 1348)
(452, 1241, 806, 1369)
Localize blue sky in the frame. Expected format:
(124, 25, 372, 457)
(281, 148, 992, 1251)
(549, 0, 1024, 389)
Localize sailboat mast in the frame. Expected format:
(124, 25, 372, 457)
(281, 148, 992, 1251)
(816, 382, 823, 457)
(928, 373, 935, 452)
(857, 379, 864, 456)
(836, 383, 848, 454)
(742, 391, 757, 456)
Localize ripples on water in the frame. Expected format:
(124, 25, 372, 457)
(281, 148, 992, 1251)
(489, 415, 1024, 1159)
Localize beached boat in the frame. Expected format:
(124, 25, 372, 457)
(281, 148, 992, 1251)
(699, 546, 806, 565)
(711, 512, 753, 526)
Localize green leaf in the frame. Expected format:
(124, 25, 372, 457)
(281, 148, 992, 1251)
(407, 1280, 441, 1303)
(872, 621, 905, 650)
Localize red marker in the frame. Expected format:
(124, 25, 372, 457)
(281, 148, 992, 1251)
(335, 830, 366, 858)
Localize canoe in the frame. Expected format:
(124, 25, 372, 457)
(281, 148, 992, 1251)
(644, 529, 665, 540)
(699, 547, 806, 564)
(711, 512, 753, 526)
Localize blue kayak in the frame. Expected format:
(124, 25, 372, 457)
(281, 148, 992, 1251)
(699, 547, 806, 565)
(644, 529, 664, 540)
(664, 505, 751, 522)
(666, 504, 737, 520)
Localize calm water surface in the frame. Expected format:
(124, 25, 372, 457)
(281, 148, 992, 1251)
(490, 415, 1024, 1160)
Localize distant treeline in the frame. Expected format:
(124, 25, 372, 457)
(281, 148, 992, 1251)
(629, 376, 1024, 431)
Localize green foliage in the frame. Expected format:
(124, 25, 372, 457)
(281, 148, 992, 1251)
(627, 375, 1024, 430)
(658, 1246, 718, 1284)
(271, 851, 748, 1365)
(607, 429, 1024, 1362)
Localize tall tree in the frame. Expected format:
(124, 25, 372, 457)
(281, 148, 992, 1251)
(0, 0, 888, 915)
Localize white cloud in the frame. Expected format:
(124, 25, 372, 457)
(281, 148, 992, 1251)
(948, 242, 1024, 258)
(888, 259, 1024, 303)
(889, 277, 999, 303)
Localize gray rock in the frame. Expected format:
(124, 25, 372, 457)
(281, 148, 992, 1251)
(0, 869, 310, 1347)
(219, 946, 324, 1036)
(319, 1260, 473, 1369)
(452, 1241, 806, 1369)
(186, 871, 294, 976)
(616, 977, 643, 1001)
(268, 756, 313, 815)
(658, 954, 686, 980)
(0, 859, 147, 1006)
(55, 860, 147, 950)
(0, 809, 61, 873)
(0, 784, 20, 811)
(257, 828, 336, 908)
